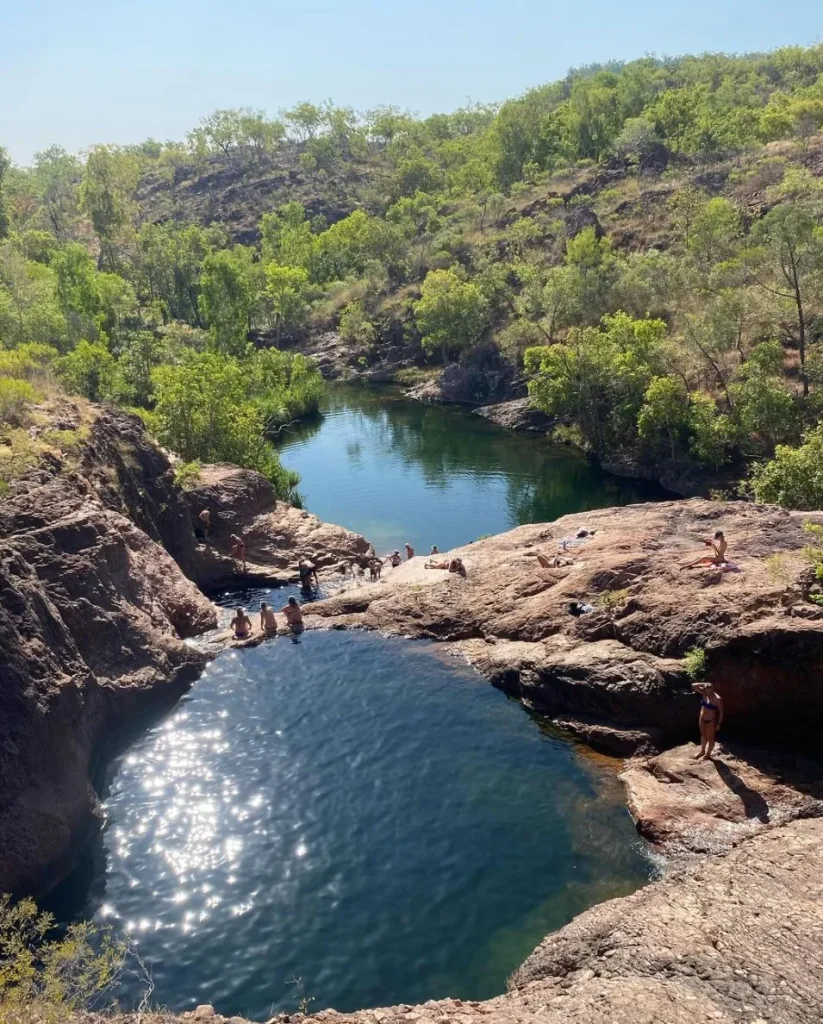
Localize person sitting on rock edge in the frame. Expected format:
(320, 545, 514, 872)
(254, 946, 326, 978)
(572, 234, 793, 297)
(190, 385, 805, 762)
(282, 596, 304, 631)
(692, 681, 723, 760)
(231, 607, 252, 640)
(260, 602, 278, 634)
(230, 533, 247, 572)
(430, 545, 439, 556)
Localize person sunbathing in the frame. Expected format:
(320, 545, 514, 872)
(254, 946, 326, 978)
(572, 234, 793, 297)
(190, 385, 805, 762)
(680, 531, 728, 570)
(425, 556, 465, 575)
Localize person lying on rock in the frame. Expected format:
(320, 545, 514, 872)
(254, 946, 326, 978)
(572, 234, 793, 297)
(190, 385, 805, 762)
(692, 682, 723, 759)
(536, 551, 573, 569)
(679, 530, 727, 570)
(405, 542, 415, 560)
(386, 549, 402, 567)
(231, 607, 252, 640)
(425, 556, 466, 575)
(282, 596, 304, 631)
(260, 602, 278, 635)
(299, 557, 319, 591)
(230, 534, 247, 572)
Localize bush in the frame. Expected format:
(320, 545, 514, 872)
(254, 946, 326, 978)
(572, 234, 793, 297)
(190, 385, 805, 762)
(0, 379, 38, 426)
(751, 423, 823, 509)
(0, 893, 125, 1024)
(683, 645, 707, 681)
(174, 460, 202, 490)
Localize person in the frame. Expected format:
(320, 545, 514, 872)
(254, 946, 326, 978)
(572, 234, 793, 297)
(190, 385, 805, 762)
(369, 558, 382, 581)
(692, 681, 724, 759)
(198, 508, 211, 542)
(298, 557, 319, 591)
(230, 534, 247, 572)
(430, 545, 439, 556)
(386, 550, 402, 568)
(425, 556, 465, 575)
(680, 531, 728, 570)
(405, 542, 415, 560)
(260, 601, 278, 634)
(282, 596, 304, 630)
(230, 607, 252, 640)
(536, 551, 572, 569)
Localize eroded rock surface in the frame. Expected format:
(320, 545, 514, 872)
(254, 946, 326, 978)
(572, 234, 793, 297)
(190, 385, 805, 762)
(622, 742, 823, 855)
(308, 499, 823, 749)
(0, 403, 217, 896)
(184, 463, 374, 590)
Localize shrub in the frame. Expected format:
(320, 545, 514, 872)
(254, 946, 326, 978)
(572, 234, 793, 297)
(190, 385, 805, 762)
(0, 379, 38, 426)
(0, 894, 125, 1024)
(683, 645, 707, 681)
(174, 460, 202, 490)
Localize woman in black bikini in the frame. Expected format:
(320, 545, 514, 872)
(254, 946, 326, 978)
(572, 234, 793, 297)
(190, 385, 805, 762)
(691, 682, 723, 759)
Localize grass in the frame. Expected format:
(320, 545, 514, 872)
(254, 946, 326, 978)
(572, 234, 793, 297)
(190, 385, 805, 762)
(0, 395, 95, 495)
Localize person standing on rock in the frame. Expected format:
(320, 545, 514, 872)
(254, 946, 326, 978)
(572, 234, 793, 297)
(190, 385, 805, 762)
(692, 682, 724, 759)
(299, 557, 319, 591)
(198, 508, 211, 542)
(230, 534, 247, 572)
(405, 542, 415, 560)
(386, 549, 402, 567)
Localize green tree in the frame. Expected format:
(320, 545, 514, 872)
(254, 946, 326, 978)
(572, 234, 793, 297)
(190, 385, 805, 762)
(338, 299, 377, 348)
(80, 146, 139, 269)
(261, 263, 312, 340)
(59, 339, 116, 401)
(637, 375, 691, 461)
(751, 422, 823, 509)
(30, 146, 82, 237)
(199, 247, 256, 354)
(688, 197, 741, 265)
(414, 269, 488, 362)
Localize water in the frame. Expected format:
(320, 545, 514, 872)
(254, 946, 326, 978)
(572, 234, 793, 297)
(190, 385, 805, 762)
(52, 593, 649, 1019)
(277, 385, 665, 556)
(50, 387, 661, 1019)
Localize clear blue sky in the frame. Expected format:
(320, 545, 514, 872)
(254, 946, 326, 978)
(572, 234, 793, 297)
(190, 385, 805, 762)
(1, 0, 821, 164)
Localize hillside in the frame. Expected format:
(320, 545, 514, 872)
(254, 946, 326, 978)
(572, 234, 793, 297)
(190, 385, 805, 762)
(3, 46, 823, 502)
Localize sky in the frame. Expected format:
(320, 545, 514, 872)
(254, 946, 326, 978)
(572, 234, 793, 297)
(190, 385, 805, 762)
(1, 0, 821, 164)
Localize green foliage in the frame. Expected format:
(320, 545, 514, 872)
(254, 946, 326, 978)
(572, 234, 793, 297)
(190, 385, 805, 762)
(247, 348, 325, 427)
(58, 340, 116, 402)
(0, 893, 125, 1023)
(683, 646, 707, 681)
(0, 378, 38, 425)
(174, 460, 202, 490)
(338, 300, 377, 348)
(414, 269, 488, 361)
(149, 351, 302, 499)
(261, 263, 313, 340)
(199, 247, 256, 354)
(751, 423, 823, 509)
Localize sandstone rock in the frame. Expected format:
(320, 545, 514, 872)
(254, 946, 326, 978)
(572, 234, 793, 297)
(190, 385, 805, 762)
(0, 402, 216, 897)
(473, 399, 554, 434)
(184, 464, 373, 590)
(308, 500, 823, 746)
(622, 742, 823, 855)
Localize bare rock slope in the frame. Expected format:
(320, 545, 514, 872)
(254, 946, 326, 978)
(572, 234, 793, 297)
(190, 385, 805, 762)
(308, 499, 823, 750)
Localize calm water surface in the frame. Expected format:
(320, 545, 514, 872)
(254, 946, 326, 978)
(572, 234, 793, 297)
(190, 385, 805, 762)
(52, 388, 661, 1019)
(277, 385, 665, 555)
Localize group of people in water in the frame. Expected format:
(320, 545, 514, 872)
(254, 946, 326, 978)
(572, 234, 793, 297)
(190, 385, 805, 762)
(230, 595, 304, 641)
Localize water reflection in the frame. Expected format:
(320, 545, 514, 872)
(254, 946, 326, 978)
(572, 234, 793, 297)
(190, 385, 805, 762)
(278, 386, 665, 553)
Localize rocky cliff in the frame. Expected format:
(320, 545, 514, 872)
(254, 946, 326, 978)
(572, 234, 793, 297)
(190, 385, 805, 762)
(0, 400, 372, 897)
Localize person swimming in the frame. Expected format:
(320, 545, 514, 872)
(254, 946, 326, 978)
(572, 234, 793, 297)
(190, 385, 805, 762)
(260, 601, 278, 634)
(680, 530, 728, 570)
(281, 596, 304, 630)
(230, 607, 252, 639)
(692, 681, 724, 759)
